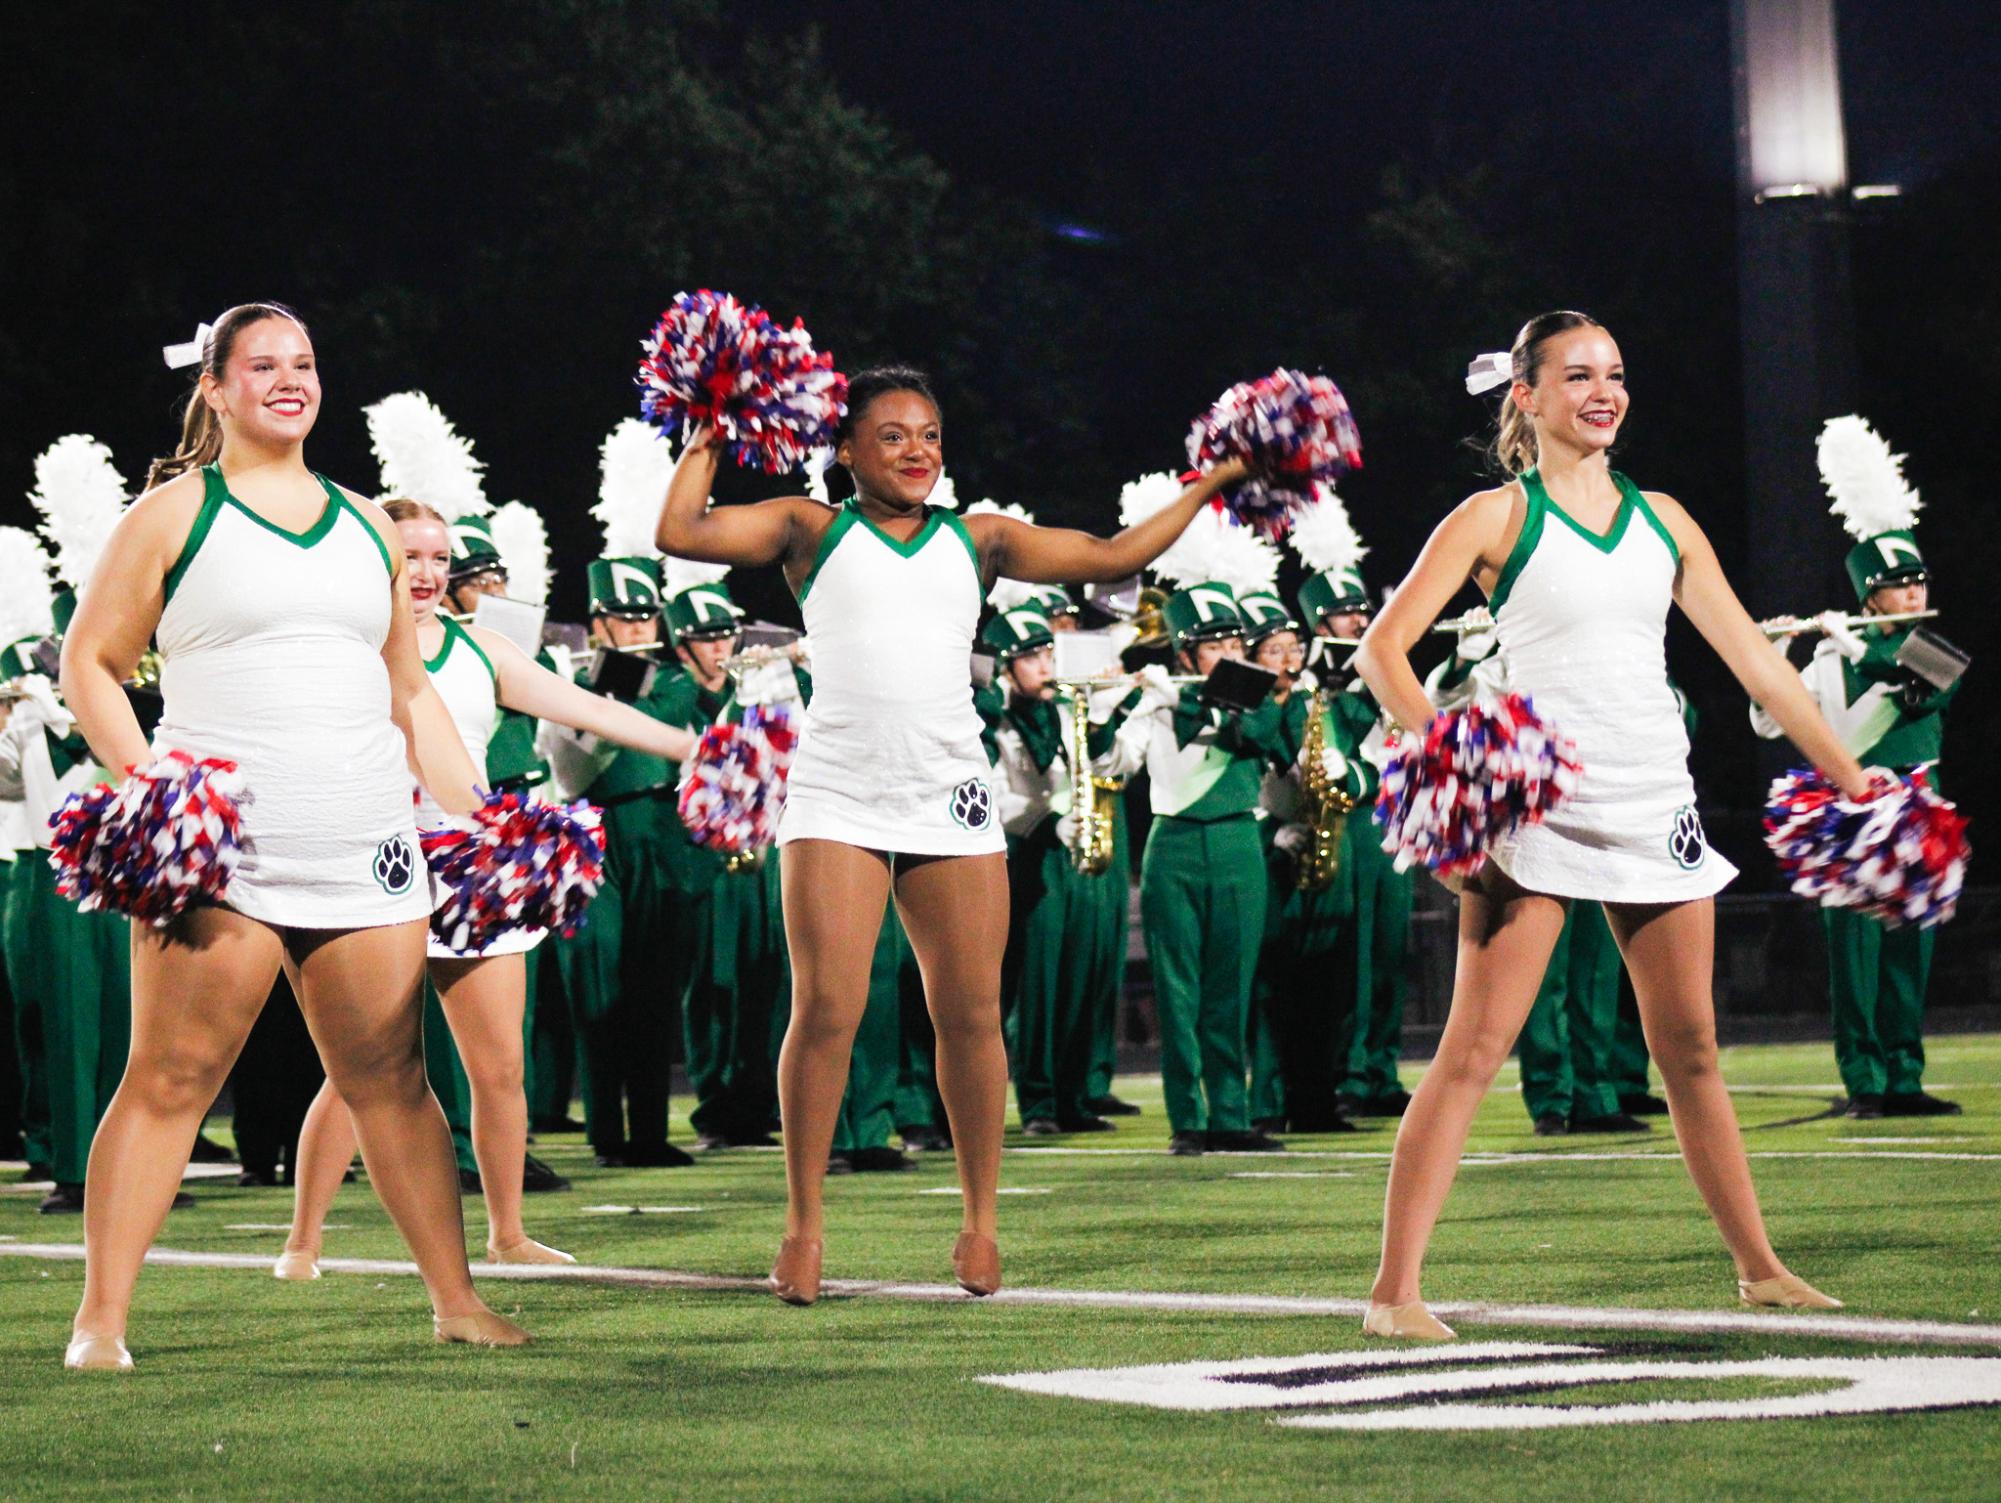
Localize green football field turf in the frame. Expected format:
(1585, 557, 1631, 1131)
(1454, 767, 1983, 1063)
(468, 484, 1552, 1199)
(3, 1034, 1997, 1502)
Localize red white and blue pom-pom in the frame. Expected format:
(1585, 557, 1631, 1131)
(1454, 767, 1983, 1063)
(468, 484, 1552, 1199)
(637, 289, 848, 474)
(1185, 368, 1365, 541)
(1764, 768, 1968, 928)
(421, 790, 606, 953)
(677, 704, 800, 855)
(1372, 694, 1581, 877)
(47, 751, 246, 927)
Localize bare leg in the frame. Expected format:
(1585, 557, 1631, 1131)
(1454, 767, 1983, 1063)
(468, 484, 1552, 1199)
(73, 908, 283, 1342)
(281, 1077, 357, 1261)
(432, 953, 541, 1253)
(1603, 900, 1786, 1283)
(776, 842, 892, 1241)
(893, 852, 1010, 1242)
(1369, 870, 1568, 1306)
(285, 922, 494, 1324)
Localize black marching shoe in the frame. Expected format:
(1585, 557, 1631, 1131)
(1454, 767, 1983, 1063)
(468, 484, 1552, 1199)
(826, 1151, 856, 1175)
(1056, 1114, 1115, 1134)
(1021, 1118, 1062, 1137)
(23, 1161, 53, 1184)
(1250, 1117, 1287, 1136)
(532, 1115, 588, 1135)
(1167, 1131, 1206, 1157)
(901, 1125, 952, 1153)
(624, 1142, 696, 1168)
(848, 1145, 914, 1173)
(1619, 1092, 1670, 1117)
(1208, 1129, 1286, 1153)
(38, 1183, 85, 1214)
(1570, 1112, 1650, 1134)
(726, 1131, 779, 1149)
(1844, 1094, 1886, 1120)
(187, 1133, 235, 1164)
(1089, 1095, 1142, 1118)
(522, 1153, 571, 1193)
(1533, 1114, 1570, 1137)
(1287, 1111, 1359, 1134)
(1370, 1089, 1414, 1117)
(458, 1168, 484, 1194)
(1883, 1091, 1962, 1117)
(1334, 1093, 1371, 1119)
(237, 1166, 279, 1188)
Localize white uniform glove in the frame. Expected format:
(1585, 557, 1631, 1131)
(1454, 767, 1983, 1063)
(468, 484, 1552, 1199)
(1318, 745, 1349, 782)
(1054, 807, 1080, 848)
(1456, 605, 1498, 662)
(1133, 664, 1179, 714)
(1816, 610, 1868, 661)
(8, 674, 70, 738)
(1273, 822, 1312, 856)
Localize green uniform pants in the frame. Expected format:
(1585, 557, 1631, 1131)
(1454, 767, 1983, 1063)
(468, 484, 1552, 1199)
(1252, 813, 1368, 1130)
(1608, 978, 1653, 1100)
(1006, 821, 1107, 1125)
(770, 898, 910, 1153)
(557, 835, 678, 1155)
(6, 857, 129, 1184)
(682, 854, 784, 1141)
(1823, 907, 1935, 1098)
(421, 978, 479, 1176)
(2, 857, 51, 1168)
(894, 975, 945, 1134)
(1140, 814, 1266, 1136)
(527, 942, 577, 1124)
(1339, 828, 1410, 1105)
(1084, 797, 1132, 1105)
(1517, 902, 1623, 1122)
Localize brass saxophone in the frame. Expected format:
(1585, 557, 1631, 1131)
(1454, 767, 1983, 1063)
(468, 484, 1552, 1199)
(1293, 688, 1357, 893)
(1065, 684, 1119, 876)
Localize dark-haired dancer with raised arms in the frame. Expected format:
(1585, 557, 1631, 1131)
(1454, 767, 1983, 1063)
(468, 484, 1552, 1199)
(658, 367, 1248, 1304)
(1350, 312, 1869, 1340)
(58, 305, 526, 1368)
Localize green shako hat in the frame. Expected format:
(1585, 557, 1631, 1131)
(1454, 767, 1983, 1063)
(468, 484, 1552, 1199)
(980, 605, 1055, 663)
(2, 636, 42, 679)
(50, 588, 78, 640)
(1029, 585, 1080, 618)
(666, 582, 744, 643)
(1297, 566, 1369, 630)
(1161, 582, 1245, 645)
(449, 514, 507, 584)
(588, 557, 663, 619)
(1235, 588, 1297, 647)
(1288, 486, 1370, 629)
(1818, 416, 1928, 604)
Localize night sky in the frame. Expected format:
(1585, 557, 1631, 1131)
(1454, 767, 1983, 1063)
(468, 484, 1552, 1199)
(4, 1, 1998, 858)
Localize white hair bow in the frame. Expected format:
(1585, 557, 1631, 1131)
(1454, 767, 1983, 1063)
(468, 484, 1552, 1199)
(1464, 351, 1515, 396)
(162, 322, 216, 371)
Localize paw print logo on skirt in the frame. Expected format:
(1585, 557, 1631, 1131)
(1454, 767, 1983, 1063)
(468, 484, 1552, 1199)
(373, 835, 417, 894)
(949, 778, 993, 831)
(1669, 805, 1706, 870)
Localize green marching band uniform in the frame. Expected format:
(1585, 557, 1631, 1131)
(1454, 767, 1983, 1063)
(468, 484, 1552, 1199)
(666, 574, 789, 1151)
(1239, 589, 1380, 1133)
(1, 635, 51, 1178)
(1297, 566, 1413, 1118)
(979, 603, 1144, 1133)
(1126, 582, 1286, 1151)
(0, 599, 132, 1208)
(1752, 519, 1958, 1116)
(540, 557, 691, 1166)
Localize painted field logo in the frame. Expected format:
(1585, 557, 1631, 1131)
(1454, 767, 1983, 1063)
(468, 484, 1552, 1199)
(1669, 805, 1706, 869)
(949, 777, 993, 831)
(372, 835, 416, 895)
(981, 1343, 2001, 1431)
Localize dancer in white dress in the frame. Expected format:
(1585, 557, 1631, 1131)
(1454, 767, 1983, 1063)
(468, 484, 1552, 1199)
(1349, 311, 1871, 1339)
(657, 366, 1249, 1304)
(276, 500, 697, 1277)
(57, 304, 525, 1368)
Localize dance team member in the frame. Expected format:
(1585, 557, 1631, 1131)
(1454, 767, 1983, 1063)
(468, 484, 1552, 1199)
(656, 366, 1248, 1303)
(58, 303, 525, 1368)
(275, 499, 696, 1277)
(1352, 310, 1866, 1339)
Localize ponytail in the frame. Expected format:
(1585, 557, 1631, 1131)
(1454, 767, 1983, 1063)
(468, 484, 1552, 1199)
(1484, 309, 1602, 477)
(145, 301, 311, 491)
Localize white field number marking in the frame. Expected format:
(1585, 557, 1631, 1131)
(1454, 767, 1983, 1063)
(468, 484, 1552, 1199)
(982, 1343, 2001, 1431)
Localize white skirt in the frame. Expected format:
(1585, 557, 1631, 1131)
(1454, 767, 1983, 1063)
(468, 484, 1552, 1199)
(778, 711, 1006, 858)
(1487, 784, 1736, 904)
(426, 925, 546, 962)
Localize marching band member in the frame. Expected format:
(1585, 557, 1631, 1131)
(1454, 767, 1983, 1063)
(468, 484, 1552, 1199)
(1751, 416, 1961, 1119)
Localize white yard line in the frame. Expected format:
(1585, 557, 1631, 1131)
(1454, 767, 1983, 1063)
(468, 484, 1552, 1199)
(3, 1241, 1997, 1348)
(1010, 1147, 2001, 1163)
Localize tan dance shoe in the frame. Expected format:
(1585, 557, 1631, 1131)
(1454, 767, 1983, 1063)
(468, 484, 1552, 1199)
(485, 1238, 576, 1266)
(272, 1249, 321, 1281)
(952, 1232, 1001, 1297)
(434, 1309, 530, 1346)
(770, 1236, 823, 1306)
(1362, 1301, 1457, 1341)
(1739, 1273, 1843, 1310)
(64, 1333, 134, 1372)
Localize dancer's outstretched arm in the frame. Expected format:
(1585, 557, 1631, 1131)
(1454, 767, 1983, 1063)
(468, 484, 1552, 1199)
(656, 428, 829, 571)
(962, 462, 1250, 586)
(1651, 493, 1870, 798)
(476, 626, 697, 763)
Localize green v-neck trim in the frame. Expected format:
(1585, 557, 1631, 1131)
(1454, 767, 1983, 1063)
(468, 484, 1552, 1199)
(1523, 467, 1635, 554)
(204, 463, 345, 547)
(425, 614, 493, 680)
(849, 499, 943, 558)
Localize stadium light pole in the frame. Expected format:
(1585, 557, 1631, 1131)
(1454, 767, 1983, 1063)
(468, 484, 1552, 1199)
(1729, 0, 1861, 615)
